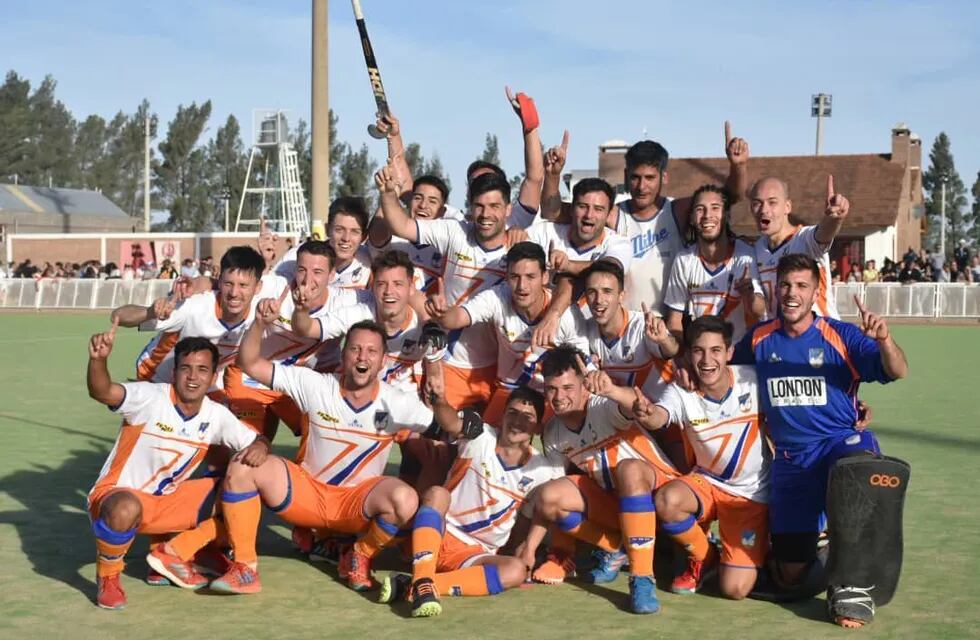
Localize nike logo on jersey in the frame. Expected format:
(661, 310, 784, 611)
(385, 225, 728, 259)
(631, 228, 670, 258)
(767, 376, 827, 407)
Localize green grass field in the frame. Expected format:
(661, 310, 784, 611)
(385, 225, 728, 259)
(0, 313, 977, 639)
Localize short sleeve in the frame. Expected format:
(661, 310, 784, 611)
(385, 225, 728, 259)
(381, 386, 435, 433)
(456, 422, 495, 451)
(600, 234, 633, 271)
(593, 396, 631, 431)
(663, 256, 689, 312)
(213, 405, 258, 451)
(140, 291, 204, 333)
(526, 220, 554, 252)
(541, 425, 568, 468)
(274, 246, 299, 280)
(111, 381, 159, 418)
(507, 201, 537, 229)
(838, 322, 892, 384)
(318, 303, 374, 340)
(655, 383, 686, 425)
(556, 309, 590, 355)
(416, 219, 461, 254)
(461, 286, 505, 325)
(798, 225, 830, 254)
(270, 363, 321, 413)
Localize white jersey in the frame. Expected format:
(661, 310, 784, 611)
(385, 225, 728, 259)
(655, 366, 770, 502)
(462, 284, 589, 390)
(587, 309, 673, 394)
(319, 303, 431, 395)
(542, 395, 676, 492)
(89, 382, 255, 501)
(527, 220, 633, 271)
(663, 239, 765, 341)
(370, 238, 440, 292)
(754, 225, 838, 319)
(274, 244, 372, 291)
(136, 290, 255, 388)
(613, 198, 685, 312)
(416, 219, 508, 369)
(271, 365, 433, 486)
(444, 424, 564, 553)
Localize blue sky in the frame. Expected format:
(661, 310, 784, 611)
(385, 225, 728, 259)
(6, 0, 980, 204)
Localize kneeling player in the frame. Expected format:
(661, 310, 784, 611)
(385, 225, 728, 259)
(633, 316, 770, 599)
(86, 325, 268, 609)
(208, 318, 463, 593)
(378, 387, 563, 617)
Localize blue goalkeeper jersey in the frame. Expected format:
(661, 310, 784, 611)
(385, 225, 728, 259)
(733, 314, 893, 456)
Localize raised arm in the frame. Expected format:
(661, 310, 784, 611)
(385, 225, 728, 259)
(87, 318, 126, 408)
(288, 281, 321, 339)
(815, 174, 849, 247)
(642, 303, 680, 359)
(855, 296, 908, 380)
(673, 121, 750, 233)
(374, 111, 413, 198)
(373, 164, 419, 243)
(540, 131, 570, 221)
(237, 301, 277, 388)
(506, 86, 544, 212)
(531, 275, 574, 348)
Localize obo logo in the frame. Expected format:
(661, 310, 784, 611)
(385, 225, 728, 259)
(869, 474, 901, 488)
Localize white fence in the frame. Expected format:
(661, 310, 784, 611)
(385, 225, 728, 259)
(1, 278, 980, 319)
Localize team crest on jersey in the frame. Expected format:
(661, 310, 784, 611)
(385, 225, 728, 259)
(156, 422, 173, 433)
(373, 411, 390, 430)
(197, 422, 209, 439)
(622, 345, 634, 362)
(768, 352, 782, 363)
(351, 267, 362, 279)
(316, 411, 339, 424)
(808, 348, 825, 368)
(738, 393, 752, 412)
(741, 529, 757, 548)
(517, 476, 534, 492)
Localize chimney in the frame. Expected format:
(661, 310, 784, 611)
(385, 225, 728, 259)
(890, 123, 911, 166)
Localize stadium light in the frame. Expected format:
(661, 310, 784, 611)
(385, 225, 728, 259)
(812, 93, 832, 155)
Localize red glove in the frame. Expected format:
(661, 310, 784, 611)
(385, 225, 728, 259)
(516, 93, 539, 134)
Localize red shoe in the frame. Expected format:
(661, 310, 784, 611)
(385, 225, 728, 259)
(146, 544, 208, 590)
(96, 574, 127, 610)
(292, 526, 314, 555)
(192, 543, 233, 577)
(146, 566, 171, 586)
(671, 548, 718, 594)
(339, 547, 376, 592)
(532, 550, 577, 584)
(209, 561, 262, 595)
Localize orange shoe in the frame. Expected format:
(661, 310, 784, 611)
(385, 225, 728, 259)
(291, 526, 314, 555)
(532, 550, 577, 584)
(96, 574, 127, 610)
(146, 544, 208, 590)
(339, 547, 376, 591)
(209, 561, 262, 595)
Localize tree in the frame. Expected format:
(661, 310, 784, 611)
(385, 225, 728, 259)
(102, 101, 158, 218)
(972, 171, 980, 247)
(0, 71, 33, 183)
(922, 132, 971, 255)
(26, 75, 76, 187)
(335, 143, 377, 209)
(155, 101, 213, 230)
(422, 153, 451, 193)
(206, 114, 247, 230)
(478, 133, 500, 166)
(73, 115, 107, 190)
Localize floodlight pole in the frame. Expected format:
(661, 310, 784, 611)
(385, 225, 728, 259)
(940, 175, 948, 259)
(144, 113, 151, 232)
(311, 0, 329, 228)
(812, 93, 832, 155)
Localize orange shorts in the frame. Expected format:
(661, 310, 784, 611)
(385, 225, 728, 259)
(88, 478, 219, 536)
(437, 529, 489, 571)
(565, 461, 674, 531)
(270, 459, 384, 534)
(442, 363, 495, 411)
(223, 365, 304, 436)
(678, 472, 769, 568)
(482, 387, 553, 430)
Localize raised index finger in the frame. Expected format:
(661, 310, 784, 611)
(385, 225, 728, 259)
(109, 315, 120, 338)
(725, 120, 732, 145)
(560, 129, 570, 151)
(827, 174, 835, 200)
(852, 294, 867, 315)
(641, 301, 650, 316)
(505, 85, 516, 105)
(574, 353, 588, 374)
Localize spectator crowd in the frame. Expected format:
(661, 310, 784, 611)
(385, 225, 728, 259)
(0, 257, 216, 281)
(831, 241, 980, 285)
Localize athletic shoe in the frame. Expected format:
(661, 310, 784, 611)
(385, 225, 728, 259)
(309, 538, 344, 565)
(410, 577, 442, 618)
(586, 548, 628, 584)
(671, 548, 718, 594)
(339, 547, 376, 591)
(96, 574, 127, 610)
(146, 566, 171, 586)
(209, 562, 262, 595)
(378, 572, 411, 604)
(146, 544, 208, 590)
(827, 585, 875, 628)
(628, 575, 661, 614)
(291, 526, 314, 555)
(531, 550, 576, 584)
(192, 543, 233, 577)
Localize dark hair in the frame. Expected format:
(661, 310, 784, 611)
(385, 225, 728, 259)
(572, 177, 615, 209)
(776, 253, 821, 286)
(687, 184, 734, 244)
(625, 140, 669, 173)
(219, 246, 265, 281)
(466, 160, 507, 183)
(582, 259, 625, 291)
(174, 337, 219, 371)
(328, 196, 369, 233)
(371, 249, 415, 280)
(685, 316, 734, 349)
(541, 345, 589, 380)
(467, 171, 511, 205)
(297, 240, 337, 271)
(506, 241, 546, 273)
(344, 319, 388, 352)
(414, 175, 450, 203)
(507, 386, 546, 422)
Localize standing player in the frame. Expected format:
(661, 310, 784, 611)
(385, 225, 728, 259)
(378, 388, 564, 617)
(632, 316, 770, 600)
(732, 254, 908, 627)
(522, 347, 678, 614)
(210, 318, 463, 594)
(86, 328, 268, 609)
(663, 184, 766, 342)
(750, 175, 849, 318)
(113, 246, 267, 394)
(430, 242, 590, 427)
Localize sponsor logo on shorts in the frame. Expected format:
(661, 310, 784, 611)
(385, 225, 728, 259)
(316, 411, 339, 423)
(809, 348, 825, 368)
(628, 536, 655, 550)
(870, 474, 901, 488)
(451, 586, 463, 596)
(741, 529, 757, 548)
(845, 434, 861, 445)
(156, 421, 173, 433)
(766, 376, 827, 407)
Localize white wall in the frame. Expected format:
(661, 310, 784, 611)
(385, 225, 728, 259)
(864, 225, 897, 263)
